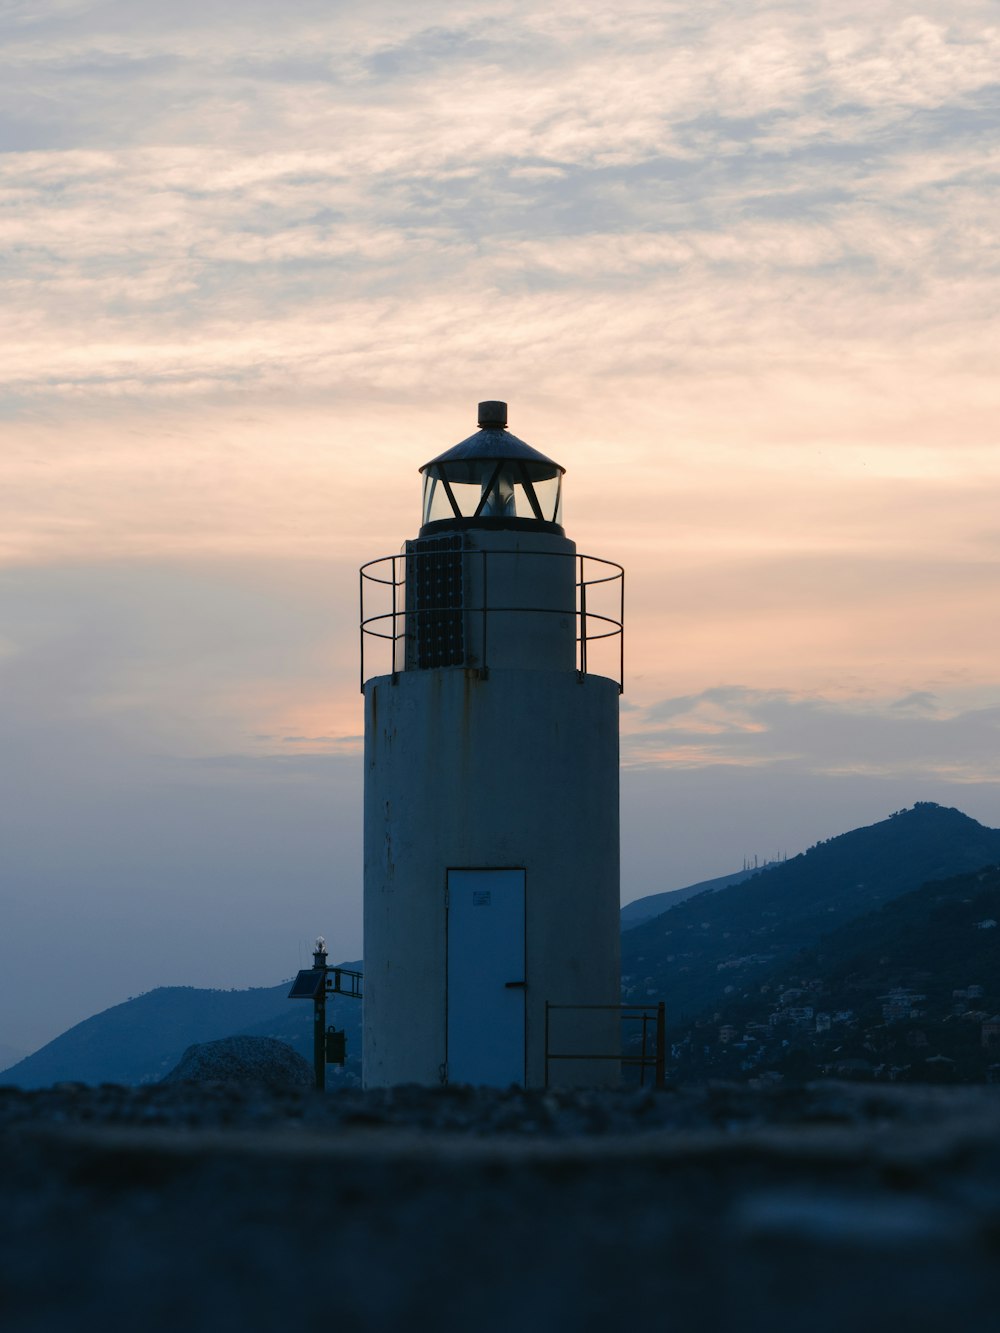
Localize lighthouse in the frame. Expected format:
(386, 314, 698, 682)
(360, 401, 623, 1087)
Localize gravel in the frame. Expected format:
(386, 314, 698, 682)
(2, 1079, 999, 1332)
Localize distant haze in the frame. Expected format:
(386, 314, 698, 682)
(1, 2, 998, 1053)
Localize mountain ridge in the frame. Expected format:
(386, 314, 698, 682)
(674, 861, 1000, 1082)
(621, 803, 1000, 1023)
(9, 804, 1000, 1088)
(3, 967, 363, 1089)
(620, 865, 776, 928)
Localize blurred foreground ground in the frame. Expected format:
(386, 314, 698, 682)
(2, 1080, 999, 1332)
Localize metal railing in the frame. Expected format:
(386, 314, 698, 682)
(544, 1001, 666, 1089)
(360, 547, 624, 692)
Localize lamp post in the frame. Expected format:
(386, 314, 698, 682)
(312, 936, 328, 1091)
(288, 938, 363, 1090)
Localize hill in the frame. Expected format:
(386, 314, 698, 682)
(807, 865, 1000, 999)
(672, 863, 1000, 1083)
(621, 803, 1000, 1025)
(2, 968, 363, 1088)
(10, 803, 1000, 1089)
(620, 865, 771, 928)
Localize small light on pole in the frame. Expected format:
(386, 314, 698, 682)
(313, 937, 328, 1091)
(288, 937, 361, 1089)
(286, 935, 330, 1091)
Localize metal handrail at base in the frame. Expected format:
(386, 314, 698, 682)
(544, 1001, 666, 1089)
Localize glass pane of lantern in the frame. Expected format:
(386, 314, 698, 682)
(475, 464, 558, 522)
(481, 464, 519, 519)
(448, 477, 485, 517)
(532, 473, 562, 524)
(422, 472, 456, 525)
(421, 458, 564, 527)
(513, 476, 537, 520)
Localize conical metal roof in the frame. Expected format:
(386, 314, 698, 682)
(420, 402, 564, 479)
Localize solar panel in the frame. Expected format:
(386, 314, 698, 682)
(406, 536, 466, 670)
(287, 969, 324, 999)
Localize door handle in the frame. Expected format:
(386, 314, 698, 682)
(505, 980, 526, 989)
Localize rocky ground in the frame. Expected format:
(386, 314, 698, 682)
(2, 1079, 999, 1332)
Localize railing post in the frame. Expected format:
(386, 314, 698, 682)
(579, 565, 588, 678)
(655, 1001, 666, 1089)
(481, 549, 488, 675)
(359, 567, 365, 694)
(391, 556, 399, 678)
(313, 984, 326, 1092)
(619, 567, 625, 693)
(398, 555, 405, 677)
(544, 1000, 550, 1090)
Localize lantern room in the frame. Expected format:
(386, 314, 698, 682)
(419, 400, 564, 535)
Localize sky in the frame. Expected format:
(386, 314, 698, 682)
(2, 0, 999, 1056)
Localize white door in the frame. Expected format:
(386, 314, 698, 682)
(446, 869, 526, 1086)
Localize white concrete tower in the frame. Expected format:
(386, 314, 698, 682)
(360, 401, 623, 1088)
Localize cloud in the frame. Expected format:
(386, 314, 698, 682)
(623, 686, 1000, 782)
(0, 0, 995, 570)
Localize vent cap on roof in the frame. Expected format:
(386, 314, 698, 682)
(478, 400, 507, 429)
